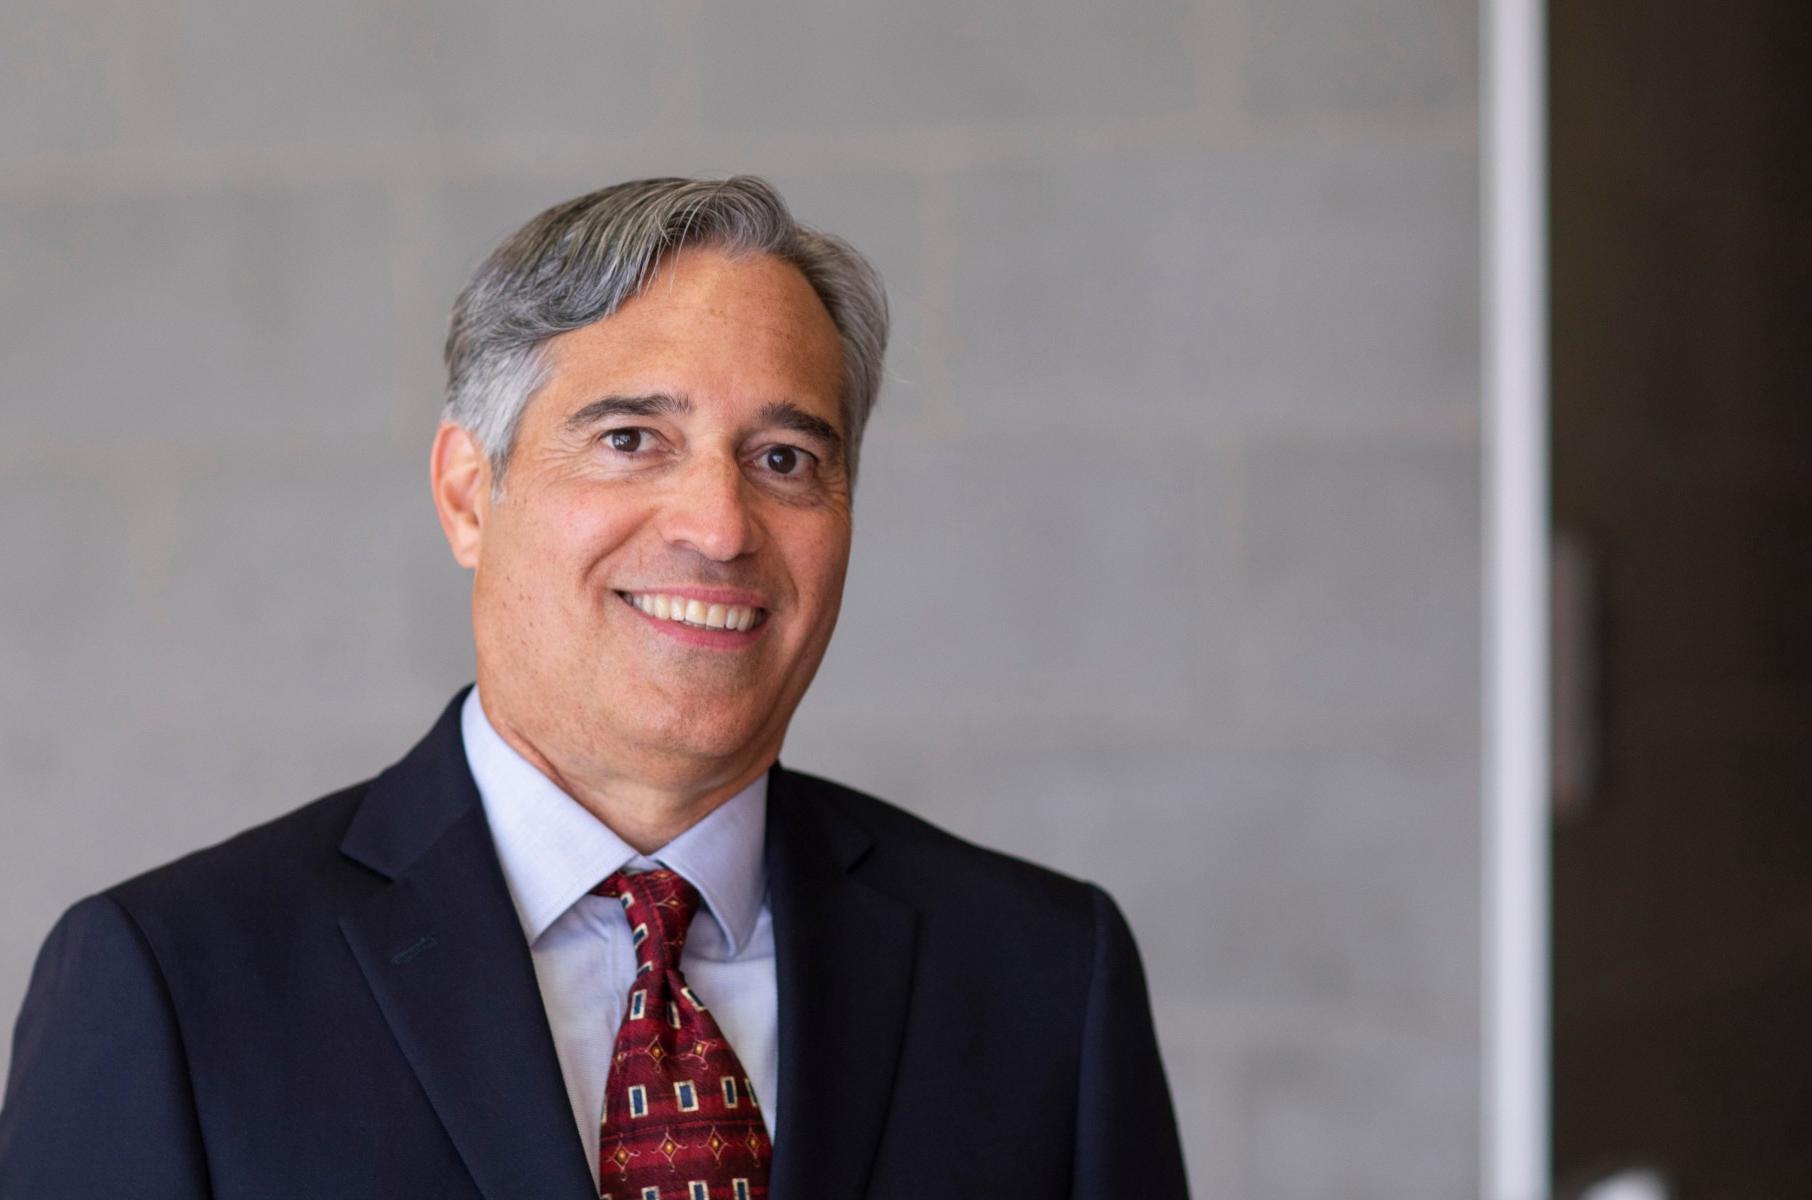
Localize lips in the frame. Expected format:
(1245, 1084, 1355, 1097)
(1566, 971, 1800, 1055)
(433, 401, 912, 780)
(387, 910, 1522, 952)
(617, 591, 767, 633)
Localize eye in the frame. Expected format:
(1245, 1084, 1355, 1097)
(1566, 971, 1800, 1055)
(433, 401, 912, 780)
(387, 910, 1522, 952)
(604, 428, 648, 453)
(760, 445, 815, 478)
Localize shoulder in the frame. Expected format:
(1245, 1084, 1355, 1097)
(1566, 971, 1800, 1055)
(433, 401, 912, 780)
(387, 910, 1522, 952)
(773, 765, 1105, 935)
(99, 780, 378, 946)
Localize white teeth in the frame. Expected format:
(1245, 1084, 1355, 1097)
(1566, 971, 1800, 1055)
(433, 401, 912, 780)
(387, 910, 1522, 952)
(624, 593, 760, 633)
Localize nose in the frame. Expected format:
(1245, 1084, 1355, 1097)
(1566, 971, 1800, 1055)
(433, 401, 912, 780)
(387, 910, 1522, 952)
(655, 453, 762, 563)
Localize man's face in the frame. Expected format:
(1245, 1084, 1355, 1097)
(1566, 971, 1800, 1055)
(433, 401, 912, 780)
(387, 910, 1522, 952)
(458, 247, 852, 790)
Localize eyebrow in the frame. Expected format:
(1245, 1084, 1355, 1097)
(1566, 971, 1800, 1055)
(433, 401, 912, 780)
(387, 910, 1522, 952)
(565, 393, 845, 464)
(563, 393, 692, 430)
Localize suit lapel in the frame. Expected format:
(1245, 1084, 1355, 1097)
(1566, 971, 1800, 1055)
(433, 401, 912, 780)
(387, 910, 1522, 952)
(766, 767, 919, 1200)
(338, 694, 596, 1200)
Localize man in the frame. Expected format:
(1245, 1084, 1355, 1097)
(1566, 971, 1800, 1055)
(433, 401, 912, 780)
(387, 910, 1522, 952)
(0, 177, 1188, 1198)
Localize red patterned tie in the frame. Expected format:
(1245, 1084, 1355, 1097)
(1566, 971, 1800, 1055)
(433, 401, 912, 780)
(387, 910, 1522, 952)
(593, 868, 772, 1200)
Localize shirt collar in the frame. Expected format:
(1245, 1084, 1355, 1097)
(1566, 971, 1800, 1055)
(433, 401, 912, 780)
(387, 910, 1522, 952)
(460, 688, 767, 953)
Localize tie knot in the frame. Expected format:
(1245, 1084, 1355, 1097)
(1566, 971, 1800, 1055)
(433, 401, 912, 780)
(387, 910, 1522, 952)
(594, 867, 701, 969)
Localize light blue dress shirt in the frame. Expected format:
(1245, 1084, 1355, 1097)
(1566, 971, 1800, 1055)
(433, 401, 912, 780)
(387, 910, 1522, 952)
(460, 690, 779, 1184)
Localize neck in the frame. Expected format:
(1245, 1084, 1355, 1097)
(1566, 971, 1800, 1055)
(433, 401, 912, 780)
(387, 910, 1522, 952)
(479, 699, 773, 854)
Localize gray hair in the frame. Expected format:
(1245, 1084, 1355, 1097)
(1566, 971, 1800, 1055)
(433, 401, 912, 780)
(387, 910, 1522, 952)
(443, 175, 889, 489)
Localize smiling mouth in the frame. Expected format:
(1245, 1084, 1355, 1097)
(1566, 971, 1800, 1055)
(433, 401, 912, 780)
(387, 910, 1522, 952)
(617, 591, 768, 633)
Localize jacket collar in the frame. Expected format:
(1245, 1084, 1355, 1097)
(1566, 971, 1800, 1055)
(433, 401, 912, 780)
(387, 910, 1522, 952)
(337, 690, 598, 1200)
(765, 765, 919, 1200)
(339, 689, 483, 881)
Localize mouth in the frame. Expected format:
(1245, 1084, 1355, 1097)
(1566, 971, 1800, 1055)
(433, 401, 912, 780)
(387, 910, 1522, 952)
(615, 590, 769, 634)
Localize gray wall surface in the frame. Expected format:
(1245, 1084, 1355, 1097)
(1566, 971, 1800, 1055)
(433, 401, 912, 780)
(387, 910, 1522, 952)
(0, 3, 1481, 1196)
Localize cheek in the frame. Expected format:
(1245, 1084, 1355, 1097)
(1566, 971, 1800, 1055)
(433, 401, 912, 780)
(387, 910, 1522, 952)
(787, 522, 852, 606)
(522, 491, 643, 570)
(479, 499, 641, 628)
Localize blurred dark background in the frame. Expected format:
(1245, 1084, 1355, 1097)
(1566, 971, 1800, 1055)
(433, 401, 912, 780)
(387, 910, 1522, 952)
(1550, 0, 1812, 1195)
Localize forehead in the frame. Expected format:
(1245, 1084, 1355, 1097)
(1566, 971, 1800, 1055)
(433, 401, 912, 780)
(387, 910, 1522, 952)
(537, 247, 845, 422)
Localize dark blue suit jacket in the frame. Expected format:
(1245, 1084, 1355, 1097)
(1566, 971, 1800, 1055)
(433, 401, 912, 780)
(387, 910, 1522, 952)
(0, 695, 1188, 1198)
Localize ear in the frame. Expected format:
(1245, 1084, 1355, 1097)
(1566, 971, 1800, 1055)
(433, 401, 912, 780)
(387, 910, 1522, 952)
(430, 423, 492, 570)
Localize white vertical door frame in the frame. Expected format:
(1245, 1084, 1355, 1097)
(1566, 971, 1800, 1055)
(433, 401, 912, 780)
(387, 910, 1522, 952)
(1482, 0, 1550, 1195)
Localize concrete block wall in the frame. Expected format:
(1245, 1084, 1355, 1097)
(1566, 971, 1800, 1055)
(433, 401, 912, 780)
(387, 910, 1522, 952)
(0, 2, 1480, 1194)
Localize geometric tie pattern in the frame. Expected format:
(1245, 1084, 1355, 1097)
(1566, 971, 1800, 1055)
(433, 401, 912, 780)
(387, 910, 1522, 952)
(593, 868, 773, 1200)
